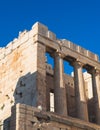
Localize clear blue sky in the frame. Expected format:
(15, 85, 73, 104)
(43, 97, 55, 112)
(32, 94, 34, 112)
(0, 0, 100, 57)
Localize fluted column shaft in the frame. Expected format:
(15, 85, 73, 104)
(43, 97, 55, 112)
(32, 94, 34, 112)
(90, 69, 100, 124)
(73, 61, 88, 121)
(54, 52, 67, 116)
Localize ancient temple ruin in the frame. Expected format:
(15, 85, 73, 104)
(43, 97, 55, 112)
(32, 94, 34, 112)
(0, 22, 100, 130)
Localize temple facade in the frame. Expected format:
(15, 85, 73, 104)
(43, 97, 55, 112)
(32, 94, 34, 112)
(0, 22, 100, 130)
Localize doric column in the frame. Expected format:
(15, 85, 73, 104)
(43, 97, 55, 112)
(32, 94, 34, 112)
(73, 61, 88, 121)
(54, 52, 67, 116)
(89, 68, 100, 124)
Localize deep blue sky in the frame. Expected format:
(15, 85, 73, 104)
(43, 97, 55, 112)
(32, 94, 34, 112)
(0, 0, 100, 57)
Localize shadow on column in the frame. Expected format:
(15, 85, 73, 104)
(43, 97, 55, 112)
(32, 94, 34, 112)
(88, 97, 96, 123)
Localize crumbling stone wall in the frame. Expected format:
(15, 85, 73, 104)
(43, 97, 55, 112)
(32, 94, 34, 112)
(10, 104, 100, 130)
(0, 23, 76, 123)
(0, 29, 38, 121)
(0, 22, 100, 129)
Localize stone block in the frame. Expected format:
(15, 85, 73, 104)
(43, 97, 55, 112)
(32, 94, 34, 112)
(32, 22, 48, 37)
(48, 31, 56, 41)
(52, 127, 60, 130)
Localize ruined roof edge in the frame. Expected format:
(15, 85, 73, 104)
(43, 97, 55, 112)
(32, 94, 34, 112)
(0, 22, 99, 62)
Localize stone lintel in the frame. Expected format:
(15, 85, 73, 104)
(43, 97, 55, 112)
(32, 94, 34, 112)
(32, 22, 99, 62)
(33, 34, 100, 71)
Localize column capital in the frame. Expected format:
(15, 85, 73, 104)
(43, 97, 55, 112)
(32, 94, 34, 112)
(54, 50, 65, 59)
(88, 67, 100, 75)
(70, 59, 84, 67)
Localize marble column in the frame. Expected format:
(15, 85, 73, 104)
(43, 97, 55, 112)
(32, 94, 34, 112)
(90, 68, 100, 124)
(73, 61, 88, 121)
(54, 52, 67, 116)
